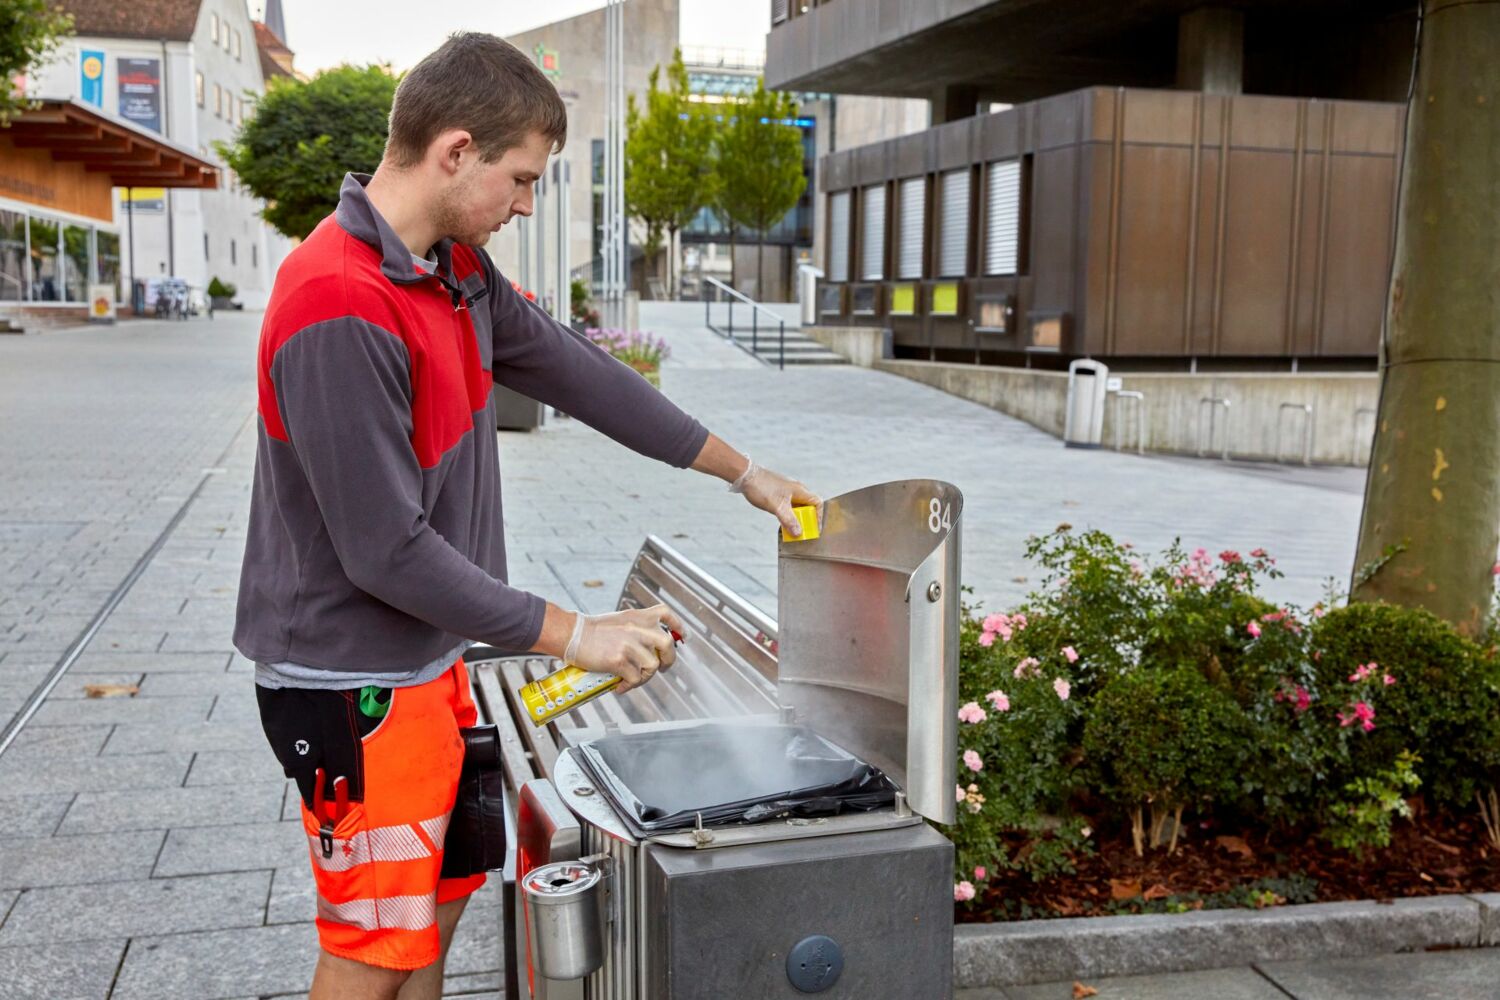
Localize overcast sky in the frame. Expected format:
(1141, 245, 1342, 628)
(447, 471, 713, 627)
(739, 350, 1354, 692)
(252, 1, 773, 75)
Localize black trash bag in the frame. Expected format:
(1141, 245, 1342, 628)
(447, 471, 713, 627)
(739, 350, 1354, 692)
(574, 723, 897, 832)
(441, 725, 507, 878)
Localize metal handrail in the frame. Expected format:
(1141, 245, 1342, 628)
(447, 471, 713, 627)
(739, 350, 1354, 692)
(1111, 390, 1146, 455)
(1276, 403, 1315, 466)
(1197, 397, 1232, 461)
(702, 275, 787, 370)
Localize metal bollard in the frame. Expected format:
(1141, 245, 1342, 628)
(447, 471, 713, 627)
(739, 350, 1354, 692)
(1276, 403, 1315, 466)
(1197, 397, 1232, 461)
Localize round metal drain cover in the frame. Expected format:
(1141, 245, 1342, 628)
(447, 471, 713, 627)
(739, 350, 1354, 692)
(786, 935, 843, 993)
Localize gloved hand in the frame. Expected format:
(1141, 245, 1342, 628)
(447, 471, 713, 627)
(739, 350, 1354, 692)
(729, 459, 822, 538)
(564, 603, 685, 692)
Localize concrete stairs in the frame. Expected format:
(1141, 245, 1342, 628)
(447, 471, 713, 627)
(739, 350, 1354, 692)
(721, 326, 846, 366)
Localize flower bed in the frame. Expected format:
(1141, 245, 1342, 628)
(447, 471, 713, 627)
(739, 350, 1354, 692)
(584, 328, 670, 386)
(947, 525, 1500, 920)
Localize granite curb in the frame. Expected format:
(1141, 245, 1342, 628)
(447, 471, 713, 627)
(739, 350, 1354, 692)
(954, 893, 1500, 988)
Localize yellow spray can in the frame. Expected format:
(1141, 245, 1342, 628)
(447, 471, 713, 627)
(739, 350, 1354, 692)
(519, 628, 683, 726)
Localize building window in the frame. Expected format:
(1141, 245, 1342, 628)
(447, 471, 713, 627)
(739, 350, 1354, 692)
(859, 184, 885, 282)
(28, 215, 61, 302)
(827, 191, 850, 283)
(62, 226, 90, 303)
(213, 83, 222, 118)
(896, 177, 925, 280)
(195, 71, 205, 107)
(204, 233, 209, 261)
(211, 12, 220, 44)
(252, 243, 257, 268)
(0, 210, 28, 302)
(230, 239, 236, 265)
(233, 29, 242, 60)
(984, 160, 1022, 275)
(96, 230, 121, 302)
(938, 168, 970, 278)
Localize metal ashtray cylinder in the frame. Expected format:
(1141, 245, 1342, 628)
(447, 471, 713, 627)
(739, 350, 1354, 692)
(521, 859, 609, 981)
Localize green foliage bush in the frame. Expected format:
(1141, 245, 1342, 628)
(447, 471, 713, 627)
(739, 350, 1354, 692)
(946, 526, 1500, 904)
(207, 277, 237, 299)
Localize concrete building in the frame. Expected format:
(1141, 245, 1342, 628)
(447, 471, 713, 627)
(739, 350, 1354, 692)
(767, 0, 1417, 369)
(32, 0, 296, 309)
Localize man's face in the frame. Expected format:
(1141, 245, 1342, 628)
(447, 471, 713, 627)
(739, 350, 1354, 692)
(435, 130, 553, 247)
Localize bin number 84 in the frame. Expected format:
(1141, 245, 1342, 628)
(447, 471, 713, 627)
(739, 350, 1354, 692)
(927, 497, 953, 534)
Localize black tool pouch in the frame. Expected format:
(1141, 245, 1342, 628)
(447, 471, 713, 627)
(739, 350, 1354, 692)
(441, 724, 508, 879)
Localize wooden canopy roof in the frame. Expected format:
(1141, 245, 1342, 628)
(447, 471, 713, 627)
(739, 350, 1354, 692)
(7, 100, 219, 190)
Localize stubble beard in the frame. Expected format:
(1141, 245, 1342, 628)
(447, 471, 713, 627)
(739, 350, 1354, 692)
(433, 178, 492, 249)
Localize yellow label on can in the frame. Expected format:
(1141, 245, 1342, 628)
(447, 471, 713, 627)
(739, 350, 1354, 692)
(519, 665, 621, 726)
(781, 504, 821, 543)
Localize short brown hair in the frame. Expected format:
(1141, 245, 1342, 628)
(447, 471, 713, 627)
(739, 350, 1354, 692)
(385, 33, 567, 168)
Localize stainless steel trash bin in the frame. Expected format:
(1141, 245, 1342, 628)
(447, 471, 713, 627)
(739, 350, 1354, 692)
(1063, 359, 1109, 449)
(494, 385, 546, 431)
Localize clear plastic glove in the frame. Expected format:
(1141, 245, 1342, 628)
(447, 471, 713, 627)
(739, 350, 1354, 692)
(729, 459, 822, 538)
(564, 603, 686, 693)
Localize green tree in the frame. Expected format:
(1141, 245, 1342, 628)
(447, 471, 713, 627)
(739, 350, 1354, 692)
(0, 0, 73, 126)
(218, 65, 397, 240)
(714, 81, 807, 298)
(625, 49, 713, 299)
(1350, 0, 1500, 635)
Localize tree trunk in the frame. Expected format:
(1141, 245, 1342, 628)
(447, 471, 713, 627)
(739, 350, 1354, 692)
(666, 225, 676, 301)
(756, 238, 765, 302)
(1351, 0, 1500, 636)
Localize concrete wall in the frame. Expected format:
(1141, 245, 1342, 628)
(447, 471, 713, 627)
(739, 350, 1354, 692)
(807, 324, 1380, 464)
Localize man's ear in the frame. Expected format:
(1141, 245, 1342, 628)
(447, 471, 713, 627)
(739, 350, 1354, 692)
(434, 129, 475, 176)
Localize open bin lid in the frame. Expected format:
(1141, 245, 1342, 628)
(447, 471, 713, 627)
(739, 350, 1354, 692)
(777, 479, 962, 825)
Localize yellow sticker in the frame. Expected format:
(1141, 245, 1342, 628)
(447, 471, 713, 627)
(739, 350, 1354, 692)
(781, 504, 821, 543)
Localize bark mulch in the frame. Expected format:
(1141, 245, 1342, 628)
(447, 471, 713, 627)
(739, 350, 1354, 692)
(960, 806, 1500, 922)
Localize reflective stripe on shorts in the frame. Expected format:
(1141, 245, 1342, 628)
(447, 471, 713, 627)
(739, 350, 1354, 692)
(317, 893, 438, 932)
(308, 814, 451, 873)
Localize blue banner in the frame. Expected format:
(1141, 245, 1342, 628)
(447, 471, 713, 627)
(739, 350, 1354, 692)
(79, 49, 105, 108)
(117, 57, 161, 133)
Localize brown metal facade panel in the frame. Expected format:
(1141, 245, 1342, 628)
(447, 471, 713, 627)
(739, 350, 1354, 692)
(1188, 147, 1222, 355)
(1217, 149, 1298, 354)
(1028, 145, 1081, 326)
(1317, 154, 1396, 356)
(1112, 145, 1195, 354)
(1119, 88, 1200, 146)
(978, 109, 1022, 161)
(1227, 94, 1303, 148)
(1329, 100, 1404, 155)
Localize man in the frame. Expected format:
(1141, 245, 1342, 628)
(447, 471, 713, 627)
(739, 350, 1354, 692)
(233, 33, 818, 1000)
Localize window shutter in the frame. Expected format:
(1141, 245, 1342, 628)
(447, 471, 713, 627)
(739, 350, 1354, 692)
(896, 177, 925, 279)
(985, 160, 1022, 275)
(772, 0, 789, 23)
(860, 184, 885, 281)
(938, 169, 970, 277)
(828, 191, 850, 282)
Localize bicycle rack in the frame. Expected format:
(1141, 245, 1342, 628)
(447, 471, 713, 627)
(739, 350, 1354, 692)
(1110, 390, 1146, 455)
(1275, 403, 1315, 466)
(1351, 406, 1377, 465)
(1197, 397, 1232, 461)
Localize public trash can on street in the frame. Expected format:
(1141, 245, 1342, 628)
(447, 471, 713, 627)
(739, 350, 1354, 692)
(494, 385, 546, 431)
(1063, 358, 1110, 449)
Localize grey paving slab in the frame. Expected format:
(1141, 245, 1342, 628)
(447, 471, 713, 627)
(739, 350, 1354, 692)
(0, 939, 127, 1000)
(0, 795, 71, 838)
(0, 830, 165, 889)
(184, 746, 283, 786)
(0, 870, 271, 945)
(110, 922, 320, 1000)
(44, 673, 146, 698)
(445, 901, 504, 976)
(0, 750, 187, 795)
(207, 693, 259, 723)
(1000, 967, 1288, 1000)
(1258, 948, 1500, 999)
(0, 891, 14, 927)
(101, 719, 266, 755)
(58, 782, 284, 834)
(137, 671, 253, 698)
(443, 971, 503, 995)
(28, 694, 214, 727)
(265, 863, 315, 924)
(0, 723, 113, 758)
(68, 651, 234, 674)
(154, 820, 305, 877)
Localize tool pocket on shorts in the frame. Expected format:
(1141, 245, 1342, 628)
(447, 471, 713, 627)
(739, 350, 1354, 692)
(256, 686, 370, 808)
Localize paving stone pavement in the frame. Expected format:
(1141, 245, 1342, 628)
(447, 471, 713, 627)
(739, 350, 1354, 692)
(0, 306, 1482, 1000)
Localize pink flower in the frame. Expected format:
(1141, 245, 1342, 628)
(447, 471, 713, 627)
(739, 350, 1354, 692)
(1219, 550, 1241, 563)
(954, 881, 976, 902)
(1493, 562, 1500, 576)
(985, 690, 1011, 713)
(977, 631, 996, 648)
(1295, 686, 1311, 714)
(1246, 621, 1262, 638)
(1062, 646, 1079, 663)
(956, 784, 966, 804)
(974, 866, 987, 881)
(1053, 678, 1071, 701)
(1250, 548, 1267, 558)
(1349, 663, 1378, 683)
(1338, 702, 1376, 731)
(1383, 674, 1396, 686)
(1013, 657, 1040, 679)
(957, 701, 988, 724)
(963, 749, 984, 773)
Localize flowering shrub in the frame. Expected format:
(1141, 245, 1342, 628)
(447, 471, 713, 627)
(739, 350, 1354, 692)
(583, 328, 671, 375)
(947, 525, 1500, 904)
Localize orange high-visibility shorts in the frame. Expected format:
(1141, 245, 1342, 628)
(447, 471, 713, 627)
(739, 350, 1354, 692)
(256, 658, 488, 970)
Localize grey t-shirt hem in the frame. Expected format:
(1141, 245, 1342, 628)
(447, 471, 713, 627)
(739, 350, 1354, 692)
(253, 640, 473, 690)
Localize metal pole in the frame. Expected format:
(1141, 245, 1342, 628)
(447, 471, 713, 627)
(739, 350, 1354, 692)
(779, 319, 786, 370)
